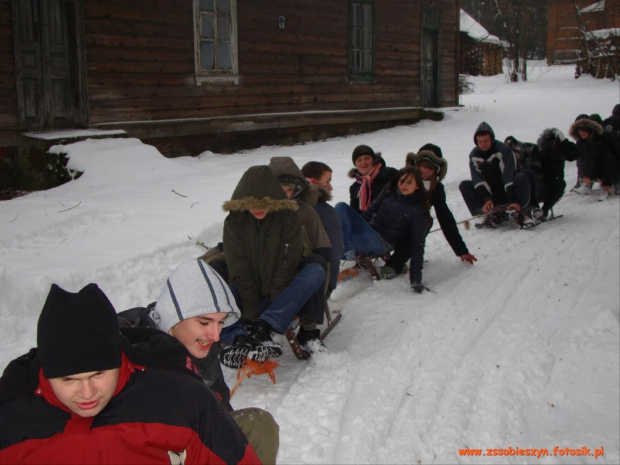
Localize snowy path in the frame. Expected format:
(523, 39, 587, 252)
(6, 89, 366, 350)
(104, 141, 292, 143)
(229, 191, 620, 464)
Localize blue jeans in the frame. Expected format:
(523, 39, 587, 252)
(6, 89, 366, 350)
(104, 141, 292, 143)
(335, 202, 386, 259)
(220, 262, 325, 344)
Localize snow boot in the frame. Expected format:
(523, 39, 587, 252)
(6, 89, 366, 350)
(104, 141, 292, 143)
(244, 320, 283, 358)
(296, 327, 325, 354)
(219, 334, 271, 369)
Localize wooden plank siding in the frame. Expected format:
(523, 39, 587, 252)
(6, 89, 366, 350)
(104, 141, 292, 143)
(2, 0, 459, 157)
(83, 0, 458, 125)
(0, 0, 18, 130)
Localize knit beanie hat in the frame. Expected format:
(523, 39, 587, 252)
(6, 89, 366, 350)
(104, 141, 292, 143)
(37, 283, 122, 379)
(473, 121, 495, 144)
(153, 259, 241, 333)
(352, 145, 377, 165)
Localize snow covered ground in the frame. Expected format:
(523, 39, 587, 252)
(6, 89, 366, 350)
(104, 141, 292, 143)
(1, 61, 618, 464)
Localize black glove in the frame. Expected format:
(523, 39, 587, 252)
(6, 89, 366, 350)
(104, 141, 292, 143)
(411, 281, 425, 294)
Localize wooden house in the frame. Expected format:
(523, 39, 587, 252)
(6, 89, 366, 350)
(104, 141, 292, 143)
(459, 9, 504, 76)
(1, 0, 460, 190)
(547, 0, 620, 77)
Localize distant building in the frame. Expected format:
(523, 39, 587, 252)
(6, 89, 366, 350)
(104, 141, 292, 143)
(459, 9, 505, 76)
(547, 0, 619, 78)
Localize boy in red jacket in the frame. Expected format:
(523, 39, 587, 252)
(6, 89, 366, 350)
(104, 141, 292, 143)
(0, 283, 260, 464)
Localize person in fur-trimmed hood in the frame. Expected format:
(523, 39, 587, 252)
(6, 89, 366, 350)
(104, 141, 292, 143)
(377, 144, 477, 279)
(348, 144, 399, 213)
(302, 161, 344, 298)
(459, 121, 538, 228)
(569, 116, 620, 200)
(220, 166, 326, 358)
(536, 128, 582, 217)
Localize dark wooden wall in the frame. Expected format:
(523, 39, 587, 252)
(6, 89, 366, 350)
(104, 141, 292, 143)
(0, 0, 17, 131)
(2, 0, 459, 134)
(84, 0, 459, 125)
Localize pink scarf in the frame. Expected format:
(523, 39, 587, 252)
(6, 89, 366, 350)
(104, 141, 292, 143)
(356, 163, 382, 211)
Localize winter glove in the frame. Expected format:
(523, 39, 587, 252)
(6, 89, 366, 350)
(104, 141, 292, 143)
(552, 128, 566, 142)
(411, 281, 425, 294)
(379, 265, 396, 280)
(460, 253, 478, 265)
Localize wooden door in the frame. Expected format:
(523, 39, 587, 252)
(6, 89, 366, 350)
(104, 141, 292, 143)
(421, 28, 438, 108)
(12, 0, 87, 129)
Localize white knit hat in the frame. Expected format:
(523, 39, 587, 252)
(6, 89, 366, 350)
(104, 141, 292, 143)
(153, 259, 240, 333)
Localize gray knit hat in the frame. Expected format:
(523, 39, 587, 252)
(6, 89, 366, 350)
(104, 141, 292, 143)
(153, 259, 241, 333)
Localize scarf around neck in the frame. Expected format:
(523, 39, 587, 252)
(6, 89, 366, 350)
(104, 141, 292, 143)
(356, 163, 382, 211)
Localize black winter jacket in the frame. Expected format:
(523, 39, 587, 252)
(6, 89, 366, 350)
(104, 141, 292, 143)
(348, 157, 398, 213)
(118, 306, 234, 411)
(363, 190, 428, 283)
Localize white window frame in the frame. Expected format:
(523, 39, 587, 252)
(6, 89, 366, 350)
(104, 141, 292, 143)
(193, 0, 239, 86)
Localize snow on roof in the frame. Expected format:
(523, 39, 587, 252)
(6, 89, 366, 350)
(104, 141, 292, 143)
(586, 27, 620, 39)
(581, 0, 605, 13)
(460, 9, 503, 46)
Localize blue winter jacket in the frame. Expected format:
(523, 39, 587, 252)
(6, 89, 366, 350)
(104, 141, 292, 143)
(468, 140, 518, 204)
(363, 190, 428, 283)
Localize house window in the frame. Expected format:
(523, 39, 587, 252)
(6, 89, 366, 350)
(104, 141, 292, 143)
(349, 0, 374, 81)
(194, 0, 238, 85)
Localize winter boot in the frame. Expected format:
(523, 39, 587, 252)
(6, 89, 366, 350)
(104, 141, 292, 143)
(244, 320, 283, 358)
(572, 183, 592, 195)
(296, 327, 325, 354)
(379, 265, 396, 280)
(598, 189, 610, 201)
(219, 334, 271, 369)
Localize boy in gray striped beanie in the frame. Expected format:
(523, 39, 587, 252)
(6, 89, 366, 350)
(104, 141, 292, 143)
(151, 259, 241, 359)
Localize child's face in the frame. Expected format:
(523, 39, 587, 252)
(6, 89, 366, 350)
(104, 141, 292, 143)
(476, 133, 493, 151)
(281, 183, 296, 199)
(317, 171, 333, 191)
(355, 155, 375, 176)
(249, 209, 268, 220)
(168, 313, 228, 359)
(398, 174, 418, 195)
(577, 129, 590, 139)
(418, 161, 437, 181)
(49, 369, 120, 418)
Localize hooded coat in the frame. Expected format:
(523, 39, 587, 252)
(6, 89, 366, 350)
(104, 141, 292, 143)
(569, 118, 620, 184)
(348, 156, 398, 213)
(268, 156, 332, 264)
(468, 122, 519, 204)
(0, 332, 258, 464)
(223, 166, 304, 320)
(537, 129, 581, 183)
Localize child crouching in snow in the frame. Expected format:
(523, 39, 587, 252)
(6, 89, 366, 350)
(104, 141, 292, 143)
(335, 166, 431, 293)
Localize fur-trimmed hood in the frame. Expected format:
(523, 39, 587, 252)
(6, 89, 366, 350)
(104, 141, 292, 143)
(310, 182, 333, 202)
(405, 149, 448, 181)
(569, 118, 604, 139)
(222, 165, 298, 213)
